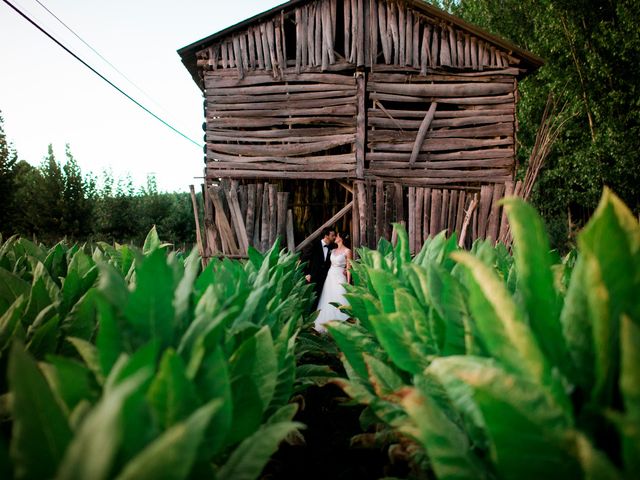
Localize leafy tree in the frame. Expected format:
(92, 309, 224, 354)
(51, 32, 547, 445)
(39, 144, 66, 241)
(449, 0, 640, 249)
(0, 112, 18, 236)
(61, 145, 93, 240)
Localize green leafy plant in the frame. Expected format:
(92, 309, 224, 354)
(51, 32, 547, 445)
(0, 229, 315, 480)
(328, 188, 639, 480)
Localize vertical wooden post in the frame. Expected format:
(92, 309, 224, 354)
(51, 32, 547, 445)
(487, 183, 505, 244)
(189, 185, 206, 267)
(408, 186, 416, 254)
(376, 180, 384, 242)
(415, 187, 424, 249)
(423, 187, 431, 240)
(352, 181, 360, 254)
(356, 71, 366, 179)
(356, 181, 367, 248)
(286, 209, 295, 252)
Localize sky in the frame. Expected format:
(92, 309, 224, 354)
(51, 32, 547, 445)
(0, 0, 286, 192)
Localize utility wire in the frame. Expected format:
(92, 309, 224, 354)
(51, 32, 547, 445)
(2, 0, 203, 148)
(33, 0, 172, 117)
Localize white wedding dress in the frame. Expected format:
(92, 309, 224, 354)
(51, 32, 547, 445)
(314, 250, 349, 333)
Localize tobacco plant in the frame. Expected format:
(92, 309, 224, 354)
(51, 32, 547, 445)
(328, 189, 639, 480)
(0, 230, 315, 480)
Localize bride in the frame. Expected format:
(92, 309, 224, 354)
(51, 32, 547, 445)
(314, 232, 352, 333)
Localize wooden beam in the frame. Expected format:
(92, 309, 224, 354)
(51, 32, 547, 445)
(409, 102, 437, 168)
(189, 185, 206, 268)
(296, 201, 354, 252)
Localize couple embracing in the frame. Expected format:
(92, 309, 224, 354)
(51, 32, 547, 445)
(301, 228, 353, 333)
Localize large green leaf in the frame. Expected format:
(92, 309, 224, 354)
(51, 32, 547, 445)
(124, 249, 175, 349)
(57, 369, 152, 480)
(369, 311, 431, 374)
(173, 248, 200, 333)
(501, 198, 571, 377)
(0, 295, 26, 353)
(147, 349, 199, 430)
(227, 326, 277, 444)
(401, 386, 492, 480)
(67, 336, 104, 386)
(0, 268, 29, 313)
(620, 315, 640, 473)
(115, 400, 221, 480)
(435, 356, 580, 480)
(578, 189, 640, 405)
(450, 252, 572, 418)
(363, 353, 405, 397)
(191, 346, 233, 456)
(8, 343, 72, 480)
(217, 421, 303, 480)
(42, 355, 96, 415)
(559, 255, 595, 391)
(325, 321, 387, 382)
(392, 223, 411, 274)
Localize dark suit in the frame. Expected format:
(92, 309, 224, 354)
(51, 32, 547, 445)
(301, 240, 335, 308)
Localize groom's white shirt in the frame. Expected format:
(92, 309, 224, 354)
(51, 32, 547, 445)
(320, 239, 329, 261)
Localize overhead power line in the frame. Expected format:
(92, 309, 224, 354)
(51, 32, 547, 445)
(2, 0, 203, 148)
(32, 0, 171, 117)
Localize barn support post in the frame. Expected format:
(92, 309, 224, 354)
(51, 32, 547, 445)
(356, 70, 366, 179)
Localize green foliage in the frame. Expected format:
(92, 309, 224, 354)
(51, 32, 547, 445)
(0, 230, 316, 479)
(330, 189, 639, 479)
(448, 0, 640, 250)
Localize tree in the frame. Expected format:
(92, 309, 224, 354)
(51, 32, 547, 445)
(39, 144, 66, 241)
(0, 112, 18, 236)
(450, 0, 640, 249)
(61, 145, 93, 240)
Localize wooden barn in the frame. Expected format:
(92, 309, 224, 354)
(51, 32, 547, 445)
(178, 0, 543, 258)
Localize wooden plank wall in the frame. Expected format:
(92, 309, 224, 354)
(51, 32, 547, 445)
(195, 180, 295, 260)
(367, 71, 517, 185)
(195, 0, 521, 76)
(354, 180, 517, 253)
(204, 71, 357, 180)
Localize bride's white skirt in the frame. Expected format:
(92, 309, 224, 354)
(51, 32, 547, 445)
(314, 266, 349, 333)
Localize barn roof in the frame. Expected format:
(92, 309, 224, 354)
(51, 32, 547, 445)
(178, 0, 544, 87)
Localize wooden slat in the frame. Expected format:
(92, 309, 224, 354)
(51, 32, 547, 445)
(448, 190, 458, 236)
(189, 185, 206, 264)
(487, 182, 505, 243)
(384, 183, 393, 239)
(415, 187, 424, 249)
(376, 179, 384, 242)
(357, 0, 365, 66)
(477, 184, 494, 239)
(253, 183, 264, 247)
(440, 189, 450, 236)
(286, 209, 295, 251)
(388, 2, 399, 64)
(423, 187, 431, 239)
(261, 184, 269, 251)
(408, 186, 416, 253)
(225, 186, 249, 254)
(430, 189, 442, 235)
(498, 180, 514, 244)
(409, 101, 437, 167)
(379, 0, 391, 64)
(356, 72, 366, 178)
(277, 192, 288, 243)
(344, 0, 351, 61)
(357, 181, 367, 247)
(245, 184, 256, 246)
(455, 190, 466, 235)
(394, 182, 404, 226)
(268, 184, 278, 246)
(366, 180, 375, 248)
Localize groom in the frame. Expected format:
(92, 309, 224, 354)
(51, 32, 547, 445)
(301, 227, 336, 308)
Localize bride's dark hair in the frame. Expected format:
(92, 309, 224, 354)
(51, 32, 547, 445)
(337, 232, 351, 248)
